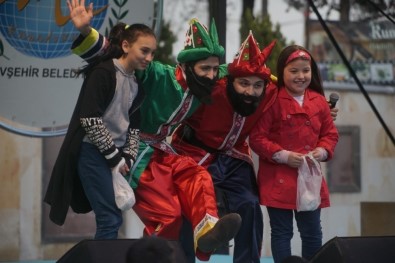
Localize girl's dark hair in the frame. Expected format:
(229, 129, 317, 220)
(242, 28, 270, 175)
(78, 22, 155, 75)
(276, 45, 324, 95)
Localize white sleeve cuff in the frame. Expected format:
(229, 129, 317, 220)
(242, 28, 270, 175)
(272, 150, 290, 164)
(315, 147, 328, 161)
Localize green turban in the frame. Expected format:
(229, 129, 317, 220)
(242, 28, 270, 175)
(177, 18, 225, 63)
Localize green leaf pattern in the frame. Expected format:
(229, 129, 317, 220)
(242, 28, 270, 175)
(105, 0, 129, 37)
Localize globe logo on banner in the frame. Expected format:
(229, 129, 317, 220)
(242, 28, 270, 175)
(0, 0, 108, 59)
(0, 0, 155, 137)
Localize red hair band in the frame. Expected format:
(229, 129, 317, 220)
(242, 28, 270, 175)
(285, 50, 311, 65)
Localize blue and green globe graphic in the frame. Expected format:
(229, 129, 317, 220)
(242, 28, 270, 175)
(0, 0, 108, 59)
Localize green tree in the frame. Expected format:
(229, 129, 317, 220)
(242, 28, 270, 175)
(240, 8, 289, 76)
(154, 20, 177, 65)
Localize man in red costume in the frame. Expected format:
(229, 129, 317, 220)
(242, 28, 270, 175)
(172, 33, 338, 263)
(172, 32, 277, 263)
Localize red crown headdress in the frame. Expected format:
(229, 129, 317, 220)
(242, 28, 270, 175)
(228, 31, 276, 80)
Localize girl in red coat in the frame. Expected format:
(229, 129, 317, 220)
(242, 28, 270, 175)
(249, 45, 339, 263)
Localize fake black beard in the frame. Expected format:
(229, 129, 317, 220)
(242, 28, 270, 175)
(185, 66, 218, 104)
(227, 80, 261, 117)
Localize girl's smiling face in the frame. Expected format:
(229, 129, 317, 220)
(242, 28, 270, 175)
(283, 58, 311, 96)
(122, 34, 157, 72)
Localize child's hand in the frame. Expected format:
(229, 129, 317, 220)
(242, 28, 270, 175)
(67, 0, 93, 36)
(118, 163, 130, 176)
(330, 107, 339, 121)
(310, 147, 328, 161)
(287, 152, 304, 168)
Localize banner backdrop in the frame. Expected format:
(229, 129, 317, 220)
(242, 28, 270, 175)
(307, 18, 394, 86)
(0, 0, 155, 132)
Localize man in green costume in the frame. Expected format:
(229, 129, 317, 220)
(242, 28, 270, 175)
(44, 1, 241, 261)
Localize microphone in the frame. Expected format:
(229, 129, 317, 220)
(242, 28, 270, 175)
(328, 92, 339, 109)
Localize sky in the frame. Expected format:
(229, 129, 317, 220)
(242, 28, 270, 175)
(163, 0, 306, 62)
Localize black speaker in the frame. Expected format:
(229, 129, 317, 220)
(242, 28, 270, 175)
(57, 238, 187, 263)
(310, 236, 395, 263)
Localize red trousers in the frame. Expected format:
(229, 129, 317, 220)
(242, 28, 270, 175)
(133, 149, 219, 260)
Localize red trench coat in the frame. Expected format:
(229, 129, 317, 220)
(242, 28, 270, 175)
(249, 88, 339, 210)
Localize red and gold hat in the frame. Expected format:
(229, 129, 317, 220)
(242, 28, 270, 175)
(177, 18, 225, 63)
(228, 31, 276, 80)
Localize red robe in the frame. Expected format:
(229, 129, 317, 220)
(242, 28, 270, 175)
(172, 77, 278, 168)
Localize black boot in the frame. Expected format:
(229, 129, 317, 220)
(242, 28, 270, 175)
(197, 213, 242, 253)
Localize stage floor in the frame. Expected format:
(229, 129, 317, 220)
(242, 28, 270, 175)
(9, 256, 274, 263)
(198, 255, 274, 262)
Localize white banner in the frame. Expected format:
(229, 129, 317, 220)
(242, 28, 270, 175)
(0, 0, 155, 133)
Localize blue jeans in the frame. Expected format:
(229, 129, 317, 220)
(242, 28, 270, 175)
(267, 207, 322, 263)
(78, 142, 122, 239)
(209, 156, 263, 263)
